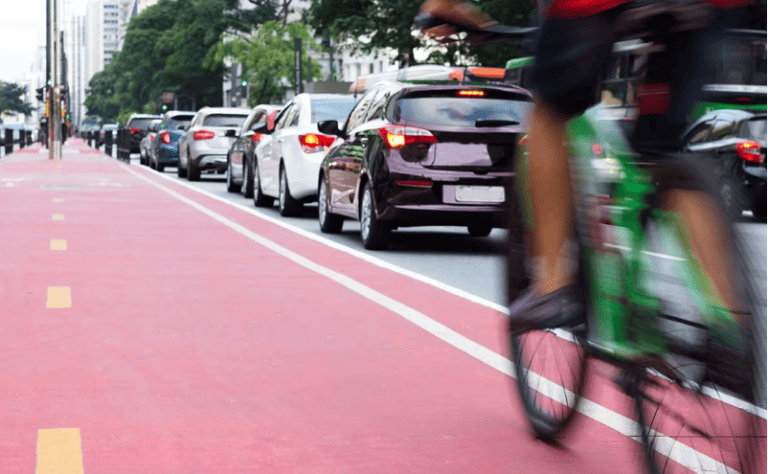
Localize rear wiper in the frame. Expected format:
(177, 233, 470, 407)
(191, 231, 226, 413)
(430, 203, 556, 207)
(475, 119, 519, 127)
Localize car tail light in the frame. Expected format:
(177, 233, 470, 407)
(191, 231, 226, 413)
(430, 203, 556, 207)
(130, 128, 140, 134)
(252, 133, 262, 143)
(396, 180, 433, 188)
(299, 133, 335, 153)
(161, 132, 171, 144)
(737, 140, 763, 163)
(194, 130, 216, 140)
(378, 125, 436, 149)
(457, 90, 486, 97)
(149, 133, 155, 140)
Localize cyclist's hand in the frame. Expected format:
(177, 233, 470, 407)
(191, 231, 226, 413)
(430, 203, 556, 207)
(418, 0, 497, 42)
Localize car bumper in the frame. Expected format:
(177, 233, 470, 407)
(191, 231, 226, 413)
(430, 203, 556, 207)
(193, 154, 228, 170)
(379, 203, 509, 228)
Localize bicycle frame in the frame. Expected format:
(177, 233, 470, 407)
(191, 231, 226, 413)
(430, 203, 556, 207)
(524, 104, 742, 360)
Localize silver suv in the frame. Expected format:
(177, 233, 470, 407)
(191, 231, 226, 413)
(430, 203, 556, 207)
(178, 107, 251, 181)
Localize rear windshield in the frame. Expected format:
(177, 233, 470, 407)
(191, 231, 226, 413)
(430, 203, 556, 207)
(310, 98, 356, 123)
(744, 117, 767, 141)
(395, 91, 532, 128)
(203, 114, 248, 128)
(166, 115, 194, 130)
(130, 118, 159, 130)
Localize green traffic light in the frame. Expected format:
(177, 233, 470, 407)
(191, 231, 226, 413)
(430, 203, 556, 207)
(241, 80, 247, 87)
(162, 104, 168, 111)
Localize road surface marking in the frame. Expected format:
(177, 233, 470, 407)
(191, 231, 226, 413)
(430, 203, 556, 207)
(53, 198, 64, 203)
(36, 428, 84, 474)
(50, 239, 67, 251)
(127, 166, 765, 470)
(46, 287, 72, 309)
(52, 213, 65, 221)
(134, 164, 768, 420)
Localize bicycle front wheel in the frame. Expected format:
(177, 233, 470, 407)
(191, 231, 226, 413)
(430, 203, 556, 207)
(510, 327, 589, 440)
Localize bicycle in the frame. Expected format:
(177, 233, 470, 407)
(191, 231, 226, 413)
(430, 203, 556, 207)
(416, 5, 766, 474)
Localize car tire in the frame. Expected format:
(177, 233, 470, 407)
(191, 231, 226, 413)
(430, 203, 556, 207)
(278, 165, 302, 216)
(468, 223, 493, 237)
(226, 157, 238, 193)
(177, 155, 187, 178)
(318, 178, 343, 234)
(752, 199, 766, 222)
(187, 152, 200, 181)
(241, 160, 254, 198)
(360, 181, 390, 250)
(157, 163, 165, 172)
(139, 150, 146, 165)
(718, 171, 747, 221)
(253, 161, 273, 208)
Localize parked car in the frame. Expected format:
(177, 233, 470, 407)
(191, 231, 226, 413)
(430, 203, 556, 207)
(254, 93, 357, 215)
(139, 119, 162, 165)
(317, 81, 532, 249)
(178, 107, 251, 181)
(682, 109, 767, 220)
(97, 124, 118, 148)
(149, 111, 196, 172)
(118, 113, 162, 159)
(225, 104, 281, 197)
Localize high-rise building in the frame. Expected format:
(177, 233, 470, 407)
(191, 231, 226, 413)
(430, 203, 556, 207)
(85, 0, 120, 83)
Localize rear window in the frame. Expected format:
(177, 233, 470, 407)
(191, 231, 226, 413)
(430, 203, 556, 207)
(203, 114, 248, 128)
(743, 117, 766, 141)
(129, 118, 159, 130)
(310, 98, 356, 123)
(166, 115, 194, 130)
(395, 90, 532, 128)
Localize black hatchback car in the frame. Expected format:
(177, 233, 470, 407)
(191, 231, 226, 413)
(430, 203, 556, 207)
(118, 113, 161, 158)
(317, 80, 532, 249)
(683, 109, 766, 221)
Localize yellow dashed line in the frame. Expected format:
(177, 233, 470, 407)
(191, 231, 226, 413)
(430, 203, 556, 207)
(50, 239, 67, 251)
(36, 428, 84, 474)
(46, 287, 72, 309)
(53, 198, 64, 203)
(52, 213, 65, 221)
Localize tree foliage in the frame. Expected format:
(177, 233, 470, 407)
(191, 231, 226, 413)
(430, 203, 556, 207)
(0, 82, 33, 117)
(85, 0, 274, 121)
(211, 21, 324, 105)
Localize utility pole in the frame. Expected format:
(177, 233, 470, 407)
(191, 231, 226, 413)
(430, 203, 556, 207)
(48, 0, 62, 159)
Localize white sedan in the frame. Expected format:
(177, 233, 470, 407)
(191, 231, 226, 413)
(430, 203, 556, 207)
(254, 93, 356, 216)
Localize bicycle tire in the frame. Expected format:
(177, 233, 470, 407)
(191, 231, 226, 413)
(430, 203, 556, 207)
(632, 164, 765, 474)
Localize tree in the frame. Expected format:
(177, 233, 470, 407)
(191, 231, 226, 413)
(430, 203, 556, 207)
(0, 82, 33, 117)
(84, 66, 121, 122)
(211, 21, 324, 105)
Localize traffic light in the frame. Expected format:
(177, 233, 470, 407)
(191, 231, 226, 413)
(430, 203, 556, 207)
(36, 87, 45, 101)
(60, 85, 68, 96)
(241, 79, 248, 96)
(162, 104, 168, 111)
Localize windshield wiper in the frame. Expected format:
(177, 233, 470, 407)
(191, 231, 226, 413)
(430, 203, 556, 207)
(475, 119, 520, 127)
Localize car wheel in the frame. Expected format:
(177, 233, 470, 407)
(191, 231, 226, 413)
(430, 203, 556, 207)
(226, 157, 238, 193)
(360, 181, 390, 250)
(177, 154, 187, 178)
(752, 198, 766, 222)
(157, 163, 165, 172)
(278, 165, 302, 216)
(468, 222, 493, 237)
(187, 152, 200, 181)
(139, 149, 146, 165)
(253, 161, 273, 208)
(318, 178, 343, 234)
(719, 174, 746, 221)
(241, 160, 254, 198)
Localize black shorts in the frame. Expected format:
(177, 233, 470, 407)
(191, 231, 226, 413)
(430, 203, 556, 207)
(529, 7, 722, 150)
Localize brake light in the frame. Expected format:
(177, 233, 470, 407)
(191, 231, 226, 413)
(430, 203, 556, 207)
(378, 125, 436, 149)
(299, 133, 335, 153)
(396, 180, 433, 188)
(194, 130, 215, 140)
(457, 90, 486, 97)
(130, 128, 140, 134)
(252, 133, 262, 143)
(737, 140, 763, 163)
(467, 67, 506, 79)
(161, 132, 171, 144)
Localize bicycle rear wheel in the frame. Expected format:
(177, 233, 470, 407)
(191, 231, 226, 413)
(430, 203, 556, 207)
(633, 212, 765, 474)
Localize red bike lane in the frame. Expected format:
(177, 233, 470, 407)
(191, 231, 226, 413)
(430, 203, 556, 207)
(0, 140, 761, 473)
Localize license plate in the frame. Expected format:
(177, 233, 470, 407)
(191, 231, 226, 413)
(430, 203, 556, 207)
(455, 185, 505, 203)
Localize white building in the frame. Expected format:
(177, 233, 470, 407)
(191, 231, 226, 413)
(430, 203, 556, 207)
(86, 0, 121, 82)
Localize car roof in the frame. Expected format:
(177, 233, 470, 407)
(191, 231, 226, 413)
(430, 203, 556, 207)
(129, 114, 161, 119)
(196, 107, 251, 115)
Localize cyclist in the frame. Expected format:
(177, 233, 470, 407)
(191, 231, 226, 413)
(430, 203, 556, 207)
(419, 0, 751, 353)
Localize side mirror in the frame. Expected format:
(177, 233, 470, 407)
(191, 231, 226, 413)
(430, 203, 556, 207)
(225, 129, 238, 138)
(318, 120, 340, 136)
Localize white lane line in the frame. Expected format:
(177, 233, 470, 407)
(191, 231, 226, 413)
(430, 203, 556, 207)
(131, 165, 768, 420)
(126, 166, 764, 471)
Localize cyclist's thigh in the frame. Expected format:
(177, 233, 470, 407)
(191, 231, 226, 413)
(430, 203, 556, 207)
(529, 8, 621, 119)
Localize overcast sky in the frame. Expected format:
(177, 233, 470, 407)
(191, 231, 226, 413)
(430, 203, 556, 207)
(0, 0, 88, 83)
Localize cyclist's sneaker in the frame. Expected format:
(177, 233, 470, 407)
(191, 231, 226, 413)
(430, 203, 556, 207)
(508, 284, 584, 334)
